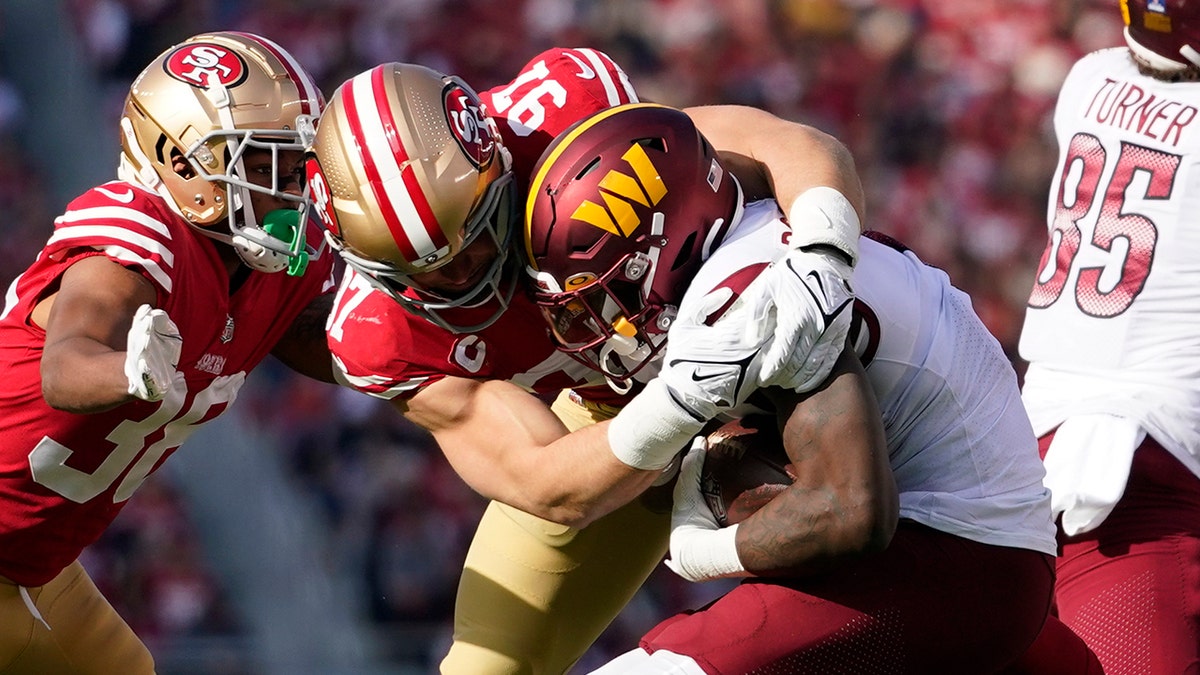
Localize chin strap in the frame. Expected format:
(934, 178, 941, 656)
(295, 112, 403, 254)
(599, 340, 638, 395)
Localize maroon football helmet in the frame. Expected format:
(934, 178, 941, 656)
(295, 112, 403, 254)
(524, 103, 741, 382)
(1122, 0, 1200, 72)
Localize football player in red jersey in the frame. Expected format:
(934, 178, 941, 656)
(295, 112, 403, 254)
(528, 104, 1101, 675)
(1017, 1, 1200, 672)
(0, 32, 334, 675)
(306, 53, 866, 673)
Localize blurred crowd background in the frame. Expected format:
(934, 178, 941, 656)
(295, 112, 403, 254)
(0, 0, 1122, 673)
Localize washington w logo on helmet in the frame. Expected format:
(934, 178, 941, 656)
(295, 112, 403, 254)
(570, 141, 668, 238)
(524, 102, 741, 382)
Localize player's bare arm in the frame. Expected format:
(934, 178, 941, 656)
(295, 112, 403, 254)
(270, 292, 336, 383)
(684, 104, 866, 228)
(37, 255, 157, 413)
(678, 105, 865, 390)
(737, 349, 896, 575)
(398, 376, 661, 528)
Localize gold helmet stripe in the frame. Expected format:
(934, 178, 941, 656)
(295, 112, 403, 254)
(525, 102, 671, 269)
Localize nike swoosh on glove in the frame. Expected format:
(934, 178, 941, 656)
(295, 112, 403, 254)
(656, 285, 774, 421)
(607, 285, 775, 471)
(748, 248, 854, 392)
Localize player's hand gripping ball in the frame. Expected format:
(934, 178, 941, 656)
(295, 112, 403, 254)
(700, 415, 796, 527)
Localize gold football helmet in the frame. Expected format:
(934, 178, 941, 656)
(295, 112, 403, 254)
(119, 31, 325, 274)
(306, 62, 518, 332)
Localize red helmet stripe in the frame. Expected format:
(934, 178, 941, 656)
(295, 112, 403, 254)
(342, 66, 449, 264)
(228, 32, 322, 115)
(370, 66, 447, 253)
(341, 71, 418, 262)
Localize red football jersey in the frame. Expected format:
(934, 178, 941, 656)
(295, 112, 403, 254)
(329, 270, 610, 397)
(330, 48, 637, 405)
(0, 181, 335, 586)
(480, 47, 638, 191)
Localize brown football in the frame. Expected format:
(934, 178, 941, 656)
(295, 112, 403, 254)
(700, 415, 796, 527)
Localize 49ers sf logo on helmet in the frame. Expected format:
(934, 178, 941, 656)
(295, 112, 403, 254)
(443, 84, 495, 170)
(164, 43, 248, 88)
(305, 156, 341, 237)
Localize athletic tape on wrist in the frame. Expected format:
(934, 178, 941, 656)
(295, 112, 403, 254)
(680, 523, 746, 581)
(608, 379, 706, 470)
(786, 186, 860, 264)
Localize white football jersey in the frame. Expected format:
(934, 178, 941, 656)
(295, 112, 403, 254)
(1019, 47, 1200, 478)
(684, 200, 1056, 556)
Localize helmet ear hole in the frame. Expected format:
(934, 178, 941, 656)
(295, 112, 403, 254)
(168, 148, 196, 179)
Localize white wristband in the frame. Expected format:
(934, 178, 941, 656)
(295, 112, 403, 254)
(608, 379, 706, 470)
(667, 523, 747, 582)
(786, 186, 861, 265)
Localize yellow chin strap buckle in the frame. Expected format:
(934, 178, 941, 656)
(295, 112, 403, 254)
(612, 315, 638, 338)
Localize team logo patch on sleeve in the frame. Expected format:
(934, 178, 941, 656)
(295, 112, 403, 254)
(164, 43, 248, 88)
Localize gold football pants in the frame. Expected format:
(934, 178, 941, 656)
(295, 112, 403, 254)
(0, 560, 154, 675)
(441, 391, 671, 674)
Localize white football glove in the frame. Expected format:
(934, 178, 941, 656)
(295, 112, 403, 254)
(748, 248, 855, 392)
(124, 304, 183, 402)
(664, 438, 747, 583)
(607, 287, 771, 471)
(658, 285, 774, 418)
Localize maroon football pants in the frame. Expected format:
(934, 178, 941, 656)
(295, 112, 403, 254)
(1039, 432, 1200, 675)
(638, 521, 1095, 674)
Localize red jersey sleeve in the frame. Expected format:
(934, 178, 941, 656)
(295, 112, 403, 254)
(326, 268, 621, 402)
(481, 47, 639, 186)
(327, 270, 447, 400)
(46, 181, 183, 297)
